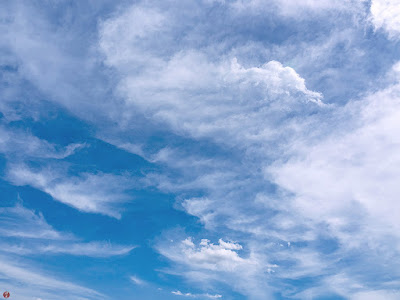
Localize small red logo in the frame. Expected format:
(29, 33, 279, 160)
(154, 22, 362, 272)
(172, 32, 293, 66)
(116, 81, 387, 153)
(3, 291, 9, 298)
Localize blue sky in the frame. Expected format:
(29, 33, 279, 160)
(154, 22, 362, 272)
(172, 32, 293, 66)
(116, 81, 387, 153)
(1, 0, 400, 299)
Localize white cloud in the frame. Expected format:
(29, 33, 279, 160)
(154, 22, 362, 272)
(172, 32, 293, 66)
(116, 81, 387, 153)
(97, 1, 400, 297)
(158, 236, 274, 299)
(170, 72, 400, 298)
(99, 6, 323, 149)
(99, 5, 166, 68)
(176, 238, 246, 271)
(0, 203, 134, 257)
(6, 164, 133, 218)
(181, 198, 217, 228)
(37, 241, 134, 257)
(370, 0, 400, 39)
(0, 204, 65, 240)
(268, 76, 400, 244)
(0, 255, 103, 300)
(148, 55, 400, 296)
(118, 54, 322, 147)
(257, 64, 400, 296)
(97, 6, 340, 299)
(171, 290, 222, 298)
(231, 0, 367, 17)
(130, 275, 146, 285)
(0, 125, 85, 159)
(292, 273, 400, 300)
(352, 290, 400, 300)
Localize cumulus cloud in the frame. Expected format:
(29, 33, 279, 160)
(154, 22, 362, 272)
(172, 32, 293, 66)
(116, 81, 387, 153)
(176, 238, 246, 271)
(158, 236, 275, 298)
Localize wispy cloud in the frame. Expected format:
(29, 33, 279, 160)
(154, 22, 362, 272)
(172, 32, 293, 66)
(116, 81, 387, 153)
(0, 204, 66, 240)
(0, 255, 103, 300)
(130, 275, 147, 286)
(6, 164, 134, 218)
(171, 290, 222, 298)
(0, 125, 85, 159)
(0, 203, 134, 257)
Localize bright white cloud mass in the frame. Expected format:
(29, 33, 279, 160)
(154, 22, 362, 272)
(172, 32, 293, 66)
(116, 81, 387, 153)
(370, 0, 400, 39)
(0, 0, 399, 299)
